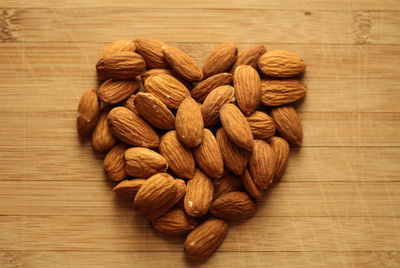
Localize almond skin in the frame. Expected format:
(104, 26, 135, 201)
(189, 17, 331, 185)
(211, 191, 256, 221)
(184, 169, 214, 217)
(184, 219, 229, 262)
(125, 147, 168, 178)
(122, 94, 138, 114)
(96, 51, 146, 80)
(100, 39, 136, 58)
(269, 136, 290, 182)
(159, 131, 195, 179)
(144, 73, 190, 109)
(216, 128, 249, 175)
(201, 85, 235, 127)
(152, 208, 197, 236)
(77, 88, 100, 139)
(175, 97, 204, 148)
(191, 73, 233, 103)
(230, 44, 267, 73)
(213, 174, 242, 199)
(260, 79, 307, 106)
(112, 178, 145, 198)
(162, 44, 203, 81)
(142, 68, 193, 90)
(270, 105, 303, 146)
(98, 79, 140, 104)
(92, 107, 118, 152)
(249, 140, 276, 189)
(104, 143, 128, 182)
(219, 103, 254, 151)
(240, 168, 263, 200)
(107, 107, 159, 148)
(245, 111, 276, 139)
(258, 50, 306, 78)
(134, 38, 169, 69)
(134, 92, 175, 130)
(193, 129, 224, 179)
(233, 65, 261, 115)
(203, 42, 237, 77)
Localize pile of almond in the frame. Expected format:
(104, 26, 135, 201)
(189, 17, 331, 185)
(77, 38, 306, 262)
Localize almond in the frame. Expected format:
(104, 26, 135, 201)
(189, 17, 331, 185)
(203, 42, 237, 77)
(125, 147, 168, 178)
(184, 219, 229, 262)
(270, 105, 303, 146)
(162, 44, 203, 81)
(230, 44, 267, 73)
(258, 50, 306, 78)
(134, 92, 175, 130)
(134, 38, 169, 69)
(92, 107, 118, 152)
(215, 128, 249, 175)
(193, 129, 224, 179)
(122, 94, 138, 114)
(175, 97, 204, 148)
(144, 73, 190, 109)
(269, 136, 290, 182)
(98, 79, 140, 104)
(245, 111, 276, 139)
(112, 178, 145, 198)
(77, 88, 100, 139)
(152, 208, 197, 236)
(233, 65, 261, 115)
(260, 79, 307, 106)
(211, 191, 256, 221)
(142, 68, 193, 90)
(219, 103, 254, 151)
(213, 174, 242, 199)
(184, 169, 214, 217)
(96, 51, 146, 80)
(159, 131, 195, 179)
(100, 39, 136, 58)
(191, 72, 232, 102)
(104, 143, 128, 182)
(249, 139, 276, 189)
(107, 107, 159, 148)
(240, 168, 263, 200)
(201, 85, 235, 127)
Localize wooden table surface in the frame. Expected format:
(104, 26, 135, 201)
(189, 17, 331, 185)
(1, 1, 400, 267)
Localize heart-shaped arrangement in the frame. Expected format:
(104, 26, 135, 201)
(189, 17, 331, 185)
(77, 38, 306, 262)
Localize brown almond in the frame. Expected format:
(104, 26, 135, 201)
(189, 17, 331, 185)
(175, 97, 204, 148)
(125, 147, 168, 178)
(112, 178, 146, 198)
(269, 136, 290, 182)
(193, 129, 224, 179)
(203, 42, 237, 77)
(214, 174, 242, 199)
(245, 111, 276, 139)
(230, 44, 267, 73)
(134, 38, 169, 69)
(249, 140, 276, 189)
(191, 72, 232, 103)
(92, 107, 118, 152)
(100, 39, 136, 58)
(104, 143, 128, 182)
(159, 131, 195, 179)
(134, 92, 175, 130)
(77, 88, 100, 139)
(96, 51, 146, 80)
(184, 219, 229, 262)
(184, 169, 214, 217)
(98, 79, 140, 104)
(233, 65, 261, 115)
(122, 94, 138, 114)
(270, 105, 303, 146)
(152, 208, 197, 236)
(240, 168, 263, 200)
(258, 50, 306, 78)
(142, 68, 193, 90)
(260, 79, 307, 106)
(211, 191, 256, 221)
(162, 44, 203, 81)
(216, 128, 249, 175)
(219, 103, 254, 151)
(144, 73, 190, 109)
(201, 85, 235, 127)
(107, 107, 159, 148)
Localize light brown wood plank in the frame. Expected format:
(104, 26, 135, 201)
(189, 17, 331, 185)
(0, 181, 399, 217)
(1, 215, 399, 251)
(0, 9, 398, 44)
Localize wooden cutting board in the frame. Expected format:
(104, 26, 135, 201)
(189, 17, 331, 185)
(1, 1, 400, 267)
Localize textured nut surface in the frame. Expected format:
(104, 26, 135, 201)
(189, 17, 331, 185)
(184, 169, 214, 217)
(191, 73, 233, 102)
(125, 147, 168, 178)
(134, 38, 169, 69)
(249, 139, 276, 189)
(258, 50, 306, 78)
(240, 168, 263, 200)
(270, 105, 303, 146)
(230, 44, 267, 73)
(104, 143, 128, 182)
(152, 208, 197, 236)
(203, 41, 237, 78)
(245, 111, 276, 139)
(269, 136, 290, 182)
(98, 79, 140, 104)
(112, 178, 145, 198)
(260, 79, 307, 106)
(77, 88, 100, 139)
(100, 39, 136, 58)
(211, 191, 256, 221)
(92, 107, 117, 152)
(233, 65, 261, 115)
(201, 85, 235, 127)
(96, 51, 146, 80)
(213, 174, 242, 199)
